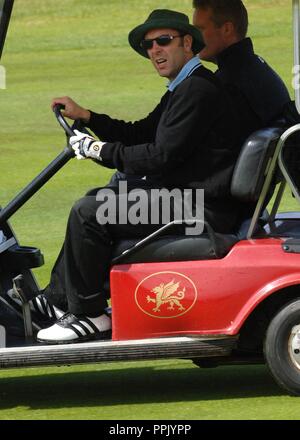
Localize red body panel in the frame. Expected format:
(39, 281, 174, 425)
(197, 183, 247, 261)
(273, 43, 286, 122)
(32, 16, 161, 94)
(110, 238, 300, 340)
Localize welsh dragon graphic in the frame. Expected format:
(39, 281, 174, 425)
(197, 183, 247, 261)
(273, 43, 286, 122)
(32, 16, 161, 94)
(146, 280, 186, 312)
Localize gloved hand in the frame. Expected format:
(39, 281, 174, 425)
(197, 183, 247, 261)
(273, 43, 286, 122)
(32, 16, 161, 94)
(69, 130, 105, 161)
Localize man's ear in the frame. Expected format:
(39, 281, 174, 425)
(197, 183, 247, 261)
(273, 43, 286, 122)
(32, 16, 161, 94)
(184, 34, 193, 52)
(223, 21, 235, 38)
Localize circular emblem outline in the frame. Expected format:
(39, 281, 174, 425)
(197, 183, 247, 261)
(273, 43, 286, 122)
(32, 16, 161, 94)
(134, 271, 198, 319)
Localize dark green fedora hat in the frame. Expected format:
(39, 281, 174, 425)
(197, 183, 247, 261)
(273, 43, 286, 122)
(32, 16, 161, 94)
(128, 9, 204, 58)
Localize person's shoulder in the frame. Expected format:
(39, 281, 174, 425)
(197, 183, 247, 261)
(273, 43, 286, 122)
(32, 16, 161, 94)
(178, 65, 220, 94)
(193, 64, 216, 79)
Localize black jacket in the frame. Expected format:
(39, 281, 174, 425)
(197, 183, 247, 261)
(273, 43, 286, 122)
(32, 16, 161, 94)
(87, 65, 240, 200)
(216, 38, 290, 136)
(215, 38, 291, 219)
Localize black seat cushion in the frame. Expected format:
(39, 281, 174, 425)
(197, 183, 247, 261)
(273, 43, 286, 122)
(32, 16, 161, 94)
(112, 233, 238, 264)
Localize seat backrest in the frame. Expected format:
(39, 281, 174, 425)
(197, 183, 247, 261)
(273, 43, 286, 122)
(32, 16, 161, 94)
(231, 127, 284, 202)
(231, 126, 286, 239)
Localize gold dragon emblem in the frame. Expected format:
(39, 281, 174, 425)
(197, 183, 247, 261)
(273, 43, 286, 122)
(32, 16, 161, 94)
(135, 271, 198, 319)
(147, 280, 186, 313)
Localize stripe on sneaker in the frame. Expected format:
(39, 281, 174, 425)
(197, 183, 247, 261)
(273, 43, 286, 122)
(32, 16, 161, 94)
(32, 296, 48, 317)
(32, 295, 58, 319)
(46, 302, 57, 318)
(72, 324, 88, 336)
(79, 317, 100, 334)
(56, 315, 99, 337)
(79, 321, 95, 334)
(65, 323, 83, 338)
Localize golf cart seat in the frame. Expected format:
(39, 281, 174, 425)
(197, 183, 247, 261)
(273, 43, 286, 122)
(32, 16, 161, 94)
(112, 126, 284, 265)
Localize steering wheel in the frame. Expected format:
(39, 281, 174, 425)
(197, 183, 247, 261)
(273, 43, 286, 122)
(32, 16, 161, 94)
(0, 104, 78, 223)
(52, 104, 75, 137)
(53, 103, 93, 139)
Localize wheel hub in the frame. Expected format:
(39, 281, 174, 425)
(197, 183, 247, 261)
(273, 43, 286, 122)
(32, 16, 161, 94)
(289, 324, 300, 370)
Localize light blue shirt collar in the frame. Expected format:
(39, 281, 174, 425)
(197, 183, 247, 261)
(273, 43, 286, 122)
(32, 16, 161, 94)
(167, 56, 201, 92)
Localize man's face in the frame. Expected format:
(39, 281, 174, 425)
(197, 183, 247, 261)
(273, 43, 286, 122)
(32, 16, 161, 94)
(145, 28, 193, 81)
(193, 8, 228, 62)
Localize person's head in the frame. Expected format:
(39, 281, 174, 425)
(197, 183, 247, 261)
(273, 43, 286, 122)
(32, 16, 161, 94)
(128, 9, 204, 81)
(192, 0, 248, 62)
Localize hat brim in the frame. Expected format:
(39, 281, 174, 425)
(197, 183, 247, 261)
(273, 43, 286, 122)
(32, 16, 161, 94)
(128, 19, 205, 58)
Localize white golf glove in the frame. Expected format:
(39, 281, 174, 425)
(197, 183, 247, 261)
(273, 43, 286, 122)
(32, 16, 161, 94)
(70, 129, 105, 161)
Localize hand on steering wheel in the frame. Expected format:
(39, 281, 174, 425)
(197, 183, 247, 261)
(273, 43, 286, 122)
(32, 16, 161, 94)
(52, 97, 90, 123)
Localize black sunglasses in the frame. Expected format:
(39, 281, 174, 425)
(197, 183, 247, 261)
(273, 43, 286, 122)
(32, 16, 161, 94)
(140, 34, 185, 51)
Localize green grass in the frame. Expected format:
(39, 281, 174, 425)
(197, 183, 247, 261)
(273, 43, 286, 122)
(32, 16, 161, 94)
(0, 0, 299, 420)
(0, 360, 300, 420)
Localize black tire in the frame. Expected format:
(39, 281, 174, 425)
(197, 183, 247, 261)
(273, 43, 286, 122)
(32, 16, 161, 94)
(264, 298, 300, 396)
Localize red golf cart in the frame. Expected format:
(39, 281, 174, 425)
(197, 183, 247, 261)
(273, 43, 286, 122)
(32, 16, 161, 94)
(1, 0, 300, 397)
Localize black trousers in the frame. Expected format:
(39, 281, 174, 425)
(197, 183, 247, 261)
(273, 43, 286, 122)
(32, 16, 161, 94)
(44, 186, 239, 316)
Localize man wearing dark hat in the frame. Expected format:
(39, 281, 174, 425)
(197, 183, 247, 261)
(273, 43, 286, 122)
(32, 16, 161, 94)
(34, 9, 242, 344)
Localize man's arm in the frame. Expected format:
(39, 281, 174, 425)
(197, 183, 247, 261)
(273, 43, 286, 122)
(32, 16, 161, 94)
(52, 94, 168, 146)
(95, 77, 219, 175)
(86, 100, 164, 146)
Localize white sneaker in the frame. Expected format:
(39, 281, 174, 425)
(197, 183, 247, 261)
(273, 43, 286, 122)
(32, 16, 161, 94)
(37, 312, 112, 344)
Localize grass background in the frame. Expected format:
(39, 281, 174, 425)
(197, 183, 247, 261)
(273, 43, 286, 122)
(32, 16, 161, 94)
(0, 0, 300, 420)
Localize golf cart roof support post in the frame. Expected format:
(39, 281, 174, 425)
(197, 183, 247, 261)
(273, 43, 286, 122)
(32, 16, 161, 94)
(0, 0, 14, 61)
(278, 123, 300, 202)
(293, 0, 300, 113)
(0, 147, 74, 224)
